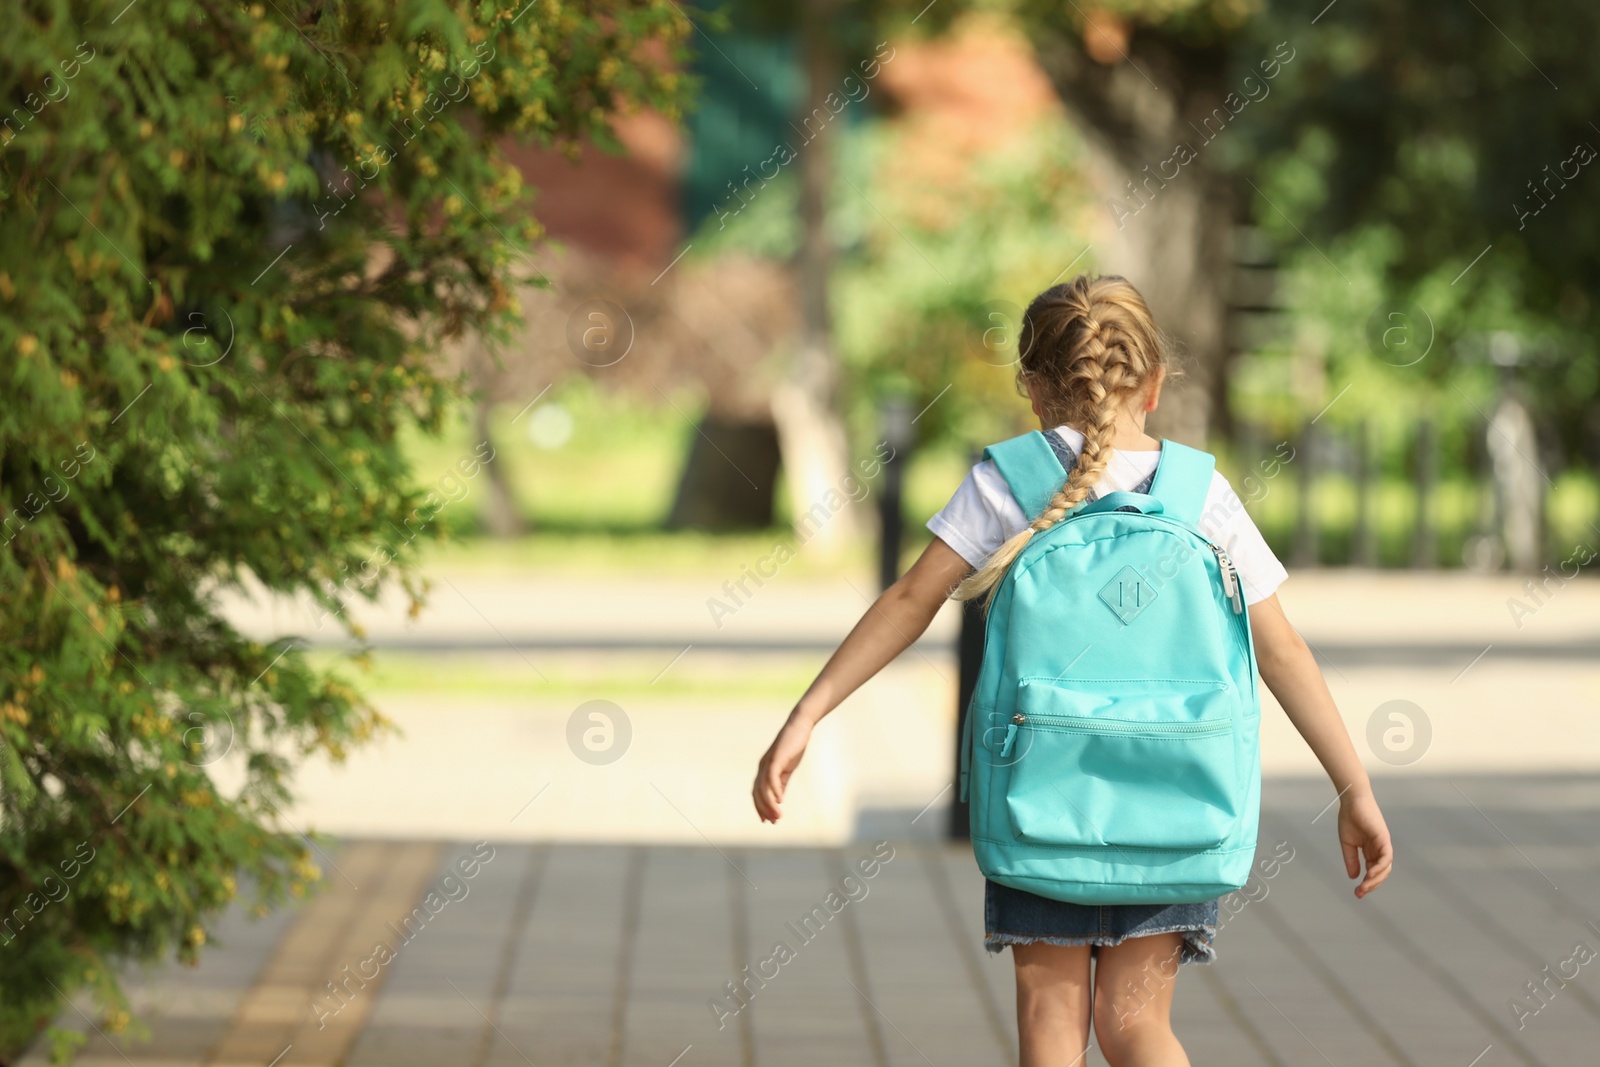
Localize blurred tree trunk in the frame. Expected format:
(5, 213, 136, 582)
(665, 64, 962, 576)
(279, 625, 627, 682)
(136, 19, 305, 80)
(665, 416, 784, 529)
(473, 394, 524, 537)
(1030, 23, 1235, 446)
(468, 341, 525, 538)
(770, 0, 863, 555)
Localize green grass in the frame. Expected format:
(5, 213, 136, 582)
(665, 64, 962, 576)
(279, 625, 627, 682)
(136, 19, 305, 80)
(415, 527, 871, 576)
(1247, 471, 1599, 568)
(1548, 472, 1600, 553)
(400, 377, 684, 534)
(402, 376, 976, 576)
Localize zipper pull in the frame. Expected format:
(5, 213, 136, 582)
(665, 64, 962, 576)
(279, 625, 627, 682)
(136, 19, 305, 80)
(1000, 714, 1024, 758)
(1209, 543, 1244, 615)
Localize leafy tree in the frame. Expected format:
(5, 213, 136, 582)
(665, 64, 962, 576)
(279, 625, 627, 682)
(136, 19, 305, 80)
(0, 0, 686, 1058)
(1239, 0, 1600, 467)
(830, 113, 1100, 451)
(1014, 0, 1266, 443)
(675, 0, 926, 546)
(1011, 0, 1599, 461)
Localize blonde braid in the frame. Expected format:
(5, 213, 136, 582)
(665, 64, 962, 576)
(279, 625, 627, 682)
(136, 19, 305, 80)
(952, 275, 1167, 605)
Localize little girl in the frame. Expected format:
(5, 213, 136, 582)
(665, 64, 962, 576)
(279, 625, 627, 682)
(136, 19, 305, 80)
(752, 275, 1394, 1067)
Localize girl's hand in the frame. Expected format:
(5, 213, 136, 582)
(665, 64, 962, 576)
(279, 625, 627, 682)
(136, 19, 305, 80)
(748, 540, 970, 825)
(753, 716, 812, 824)
(1338, 791, 1394, 898)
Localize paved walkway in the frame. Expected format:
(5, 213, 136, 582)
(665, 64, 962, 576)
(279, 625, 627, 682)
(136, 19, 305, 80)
(29, 775, 1600, 1067)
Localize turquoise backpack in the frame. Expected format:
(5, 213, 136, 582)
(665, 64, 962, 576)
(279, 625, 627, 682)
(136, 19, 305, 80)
(958, 431, 1261, 905)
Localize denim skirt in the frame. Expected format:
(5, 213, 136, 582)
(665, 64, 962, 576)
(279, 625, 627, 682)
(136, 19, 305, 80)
(984, 879, 1219, 964)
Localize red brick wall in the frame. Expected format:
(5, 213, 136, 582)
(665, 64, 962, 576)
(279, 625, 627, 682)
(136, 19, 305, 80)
(500, 110, 684, 280)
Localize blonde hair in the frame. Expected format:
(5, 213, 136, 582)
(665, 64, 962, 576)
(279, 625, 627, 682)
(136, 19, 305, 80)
(952, 274, 1172, 604)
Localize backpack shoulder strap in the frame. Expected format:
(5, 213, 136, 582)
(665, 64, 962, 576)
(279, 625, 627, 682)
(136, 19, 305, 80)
(1146, 440, 1216, 526)
(982, 431, 1068, 521)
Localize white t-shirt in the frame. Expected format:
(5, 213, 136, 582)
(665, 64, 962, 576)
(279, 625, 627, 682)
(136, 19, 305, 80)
(926, 426, 1288, 605)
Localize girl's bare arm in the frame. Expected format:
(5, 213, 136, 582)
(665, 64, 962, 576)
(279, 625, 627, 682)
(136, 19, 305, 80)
(753, 537, 972, 823)
(1249, 593, 1395, 897)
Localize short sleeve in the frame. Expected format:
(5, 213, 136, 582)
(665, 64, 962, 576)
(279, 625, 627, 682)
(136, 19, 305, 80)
(1196, 471, 1288, 605)
(925, 460, 1028, 568)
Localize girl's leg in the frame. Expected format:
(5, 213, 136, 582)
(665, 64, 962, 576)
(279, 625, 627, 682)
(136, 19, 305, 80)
(1012, 941, 1093, 1067)
(1090, 933, 1190, 1067)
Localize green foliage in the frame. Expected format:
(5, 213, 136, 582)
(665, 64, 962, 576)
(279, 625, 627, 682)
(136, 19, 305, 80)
(0, 0, 687, 1056)
(699, 109, 1100, 452)
(684, 60, 1100, 451)
(1234, 0, 1600, 466)
(830, 115, 1100, 450)
(997, 0, 1599, 470)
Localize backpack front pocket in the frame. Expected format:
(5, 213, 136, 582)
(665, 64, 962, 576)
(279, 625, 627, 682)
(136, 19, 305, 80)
(1002, 680, 1238, 850)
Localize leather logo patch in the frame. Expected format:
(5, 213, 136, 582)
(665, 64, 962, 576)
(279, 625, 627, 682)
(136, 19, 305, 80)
(1098, 565, 1156, 624)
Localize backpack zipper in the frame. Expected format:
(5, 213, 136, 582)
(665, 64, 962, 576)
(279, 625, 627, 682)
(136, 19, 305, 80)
(1006, 711, 1231, 738)
(1207, 542, 1243, 615)
(1000, 716, 1021, 757)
